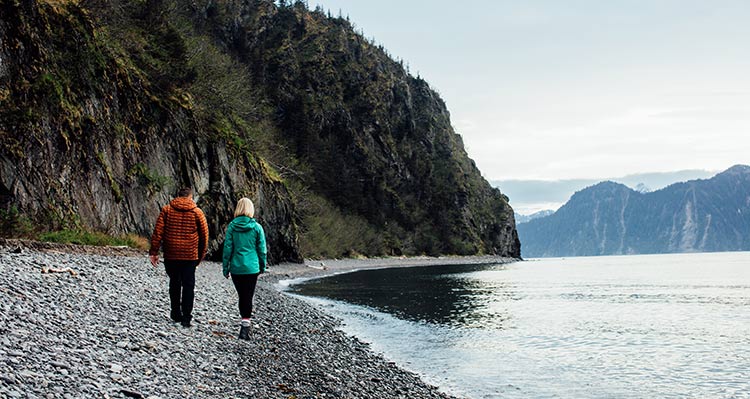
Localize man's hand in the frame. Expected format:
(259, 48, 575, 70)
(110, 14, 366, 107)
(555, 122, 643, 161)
(150, 255, 159, 267)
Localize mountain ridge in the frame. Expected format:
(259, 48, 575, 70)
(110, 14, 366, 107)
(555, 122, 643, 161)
(515, 210, 554, 224)
(493, 169, 717, 214)
(518, 165, 750, 257)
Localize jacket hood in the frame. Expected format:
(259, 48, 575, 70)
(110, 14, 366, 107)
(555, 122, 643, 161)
(170, 196, 197, 211)
(231, 216, 257, 232)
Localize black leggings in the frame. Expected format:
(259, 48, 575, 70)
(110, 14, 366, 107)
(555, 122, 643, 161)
(231, 273, 260, 318)
(164, 260, 198, 321)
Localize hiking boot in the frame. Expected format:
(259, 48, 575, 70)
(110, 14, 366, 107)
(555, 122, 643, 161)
(238, 325, 250, 340)
(170, 310, 182, 323)
(181, 320, 192, 328)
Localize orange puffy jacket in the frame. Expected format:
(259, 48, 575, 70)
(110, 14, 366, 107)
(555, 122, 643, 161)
(149, 196, 209, 261)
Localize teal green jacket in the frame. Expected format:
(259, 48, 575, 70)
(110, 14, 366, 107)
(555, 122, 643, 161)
(222, 216, 267, 277)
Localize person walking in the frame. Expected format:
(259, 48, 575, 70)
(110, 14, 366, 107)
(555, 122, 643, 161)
(222, 197, 267, 340)
(149, 187, 209, 327)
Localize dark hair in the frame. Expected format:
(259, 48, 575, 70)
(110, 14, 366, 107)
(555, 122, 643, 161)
(177, 187, 193, 197)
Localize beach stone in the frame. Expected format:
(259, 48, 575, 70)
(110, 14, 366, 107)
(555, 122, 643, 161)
(18, 370, 38, 379)
(50, 361, 70, 369)
(121, 388, 143, 398)
(0, 244, 461, 399)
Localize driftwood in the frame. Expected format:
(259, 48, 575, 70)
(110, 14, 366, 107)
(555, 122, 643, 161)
(41, 267, 78, 276)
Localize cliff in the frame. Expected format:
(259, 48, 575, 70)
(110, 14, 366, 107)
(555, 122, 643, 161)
(0, 0, 301, 263)
(518, 165, 750, 257)
(0, 0, 519, 260)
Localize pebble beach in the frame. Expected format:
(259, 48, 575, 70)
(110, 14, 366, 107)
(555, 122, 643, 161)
(0, 239, 513, 398)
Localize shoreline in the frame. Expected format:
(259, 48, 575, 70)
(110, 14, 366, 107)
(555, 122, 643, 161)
(0, 241, 516, 398)
(267, 254, 519, 284)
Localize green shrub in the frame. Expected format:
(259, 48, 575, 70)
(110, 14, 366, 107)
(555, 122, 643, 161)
(0, 206, 36, 238)
(127, 163, 172, 195)
(295, 188, 385, 259)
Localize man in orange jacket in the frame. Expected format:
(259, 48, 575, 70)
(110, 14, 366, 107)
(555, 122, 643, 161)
(149, 187, 209, 327)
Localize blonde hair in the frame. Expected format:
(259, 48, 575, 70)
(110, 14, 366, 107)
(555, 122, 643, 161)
(234, 197, 255, 218)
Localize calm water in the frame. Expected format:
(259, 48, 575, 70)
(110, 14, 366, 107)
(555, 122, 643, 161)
(286, 252, 750, 399)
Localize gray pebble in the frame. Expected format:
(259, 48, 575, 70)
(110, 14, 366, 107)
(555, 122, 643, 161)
(50, 361, 69, 369)
(0, 246, 456, 399)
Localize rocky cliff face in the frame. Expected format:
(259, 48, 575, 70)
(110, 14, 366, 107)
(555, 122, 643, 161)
(217, 2, 519, 256)
(0, 0, 520, 260)
(518, 165, 750, 257)
(0, 0, 300, 262)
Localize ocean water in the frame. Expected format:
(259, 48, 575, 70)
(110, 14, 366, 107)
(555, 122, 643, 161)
(286, 252, 750, 398)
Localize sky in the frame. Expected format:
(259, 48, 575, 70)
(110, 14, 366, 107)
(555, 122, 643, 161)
(312, 0, 750, 181)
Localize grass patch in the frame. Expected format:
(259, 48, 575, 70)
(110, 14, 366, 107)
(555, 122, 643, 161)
(39, 229, 148, 249)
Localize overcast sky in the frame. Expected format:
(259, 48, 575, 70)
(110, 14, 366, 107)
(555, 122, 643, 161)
(313, 0, 750, 180)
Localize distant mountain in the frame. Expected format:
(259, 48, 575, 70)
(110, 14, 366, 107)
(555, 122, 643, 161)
(493, 169, 715, 214)
(515, 210, 555, 224)
(517, 165, 750, 257)
(633, 183, 651, 193)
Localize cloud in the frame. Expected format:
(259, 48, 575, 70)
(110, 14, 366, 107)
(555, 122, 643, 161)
(464, 101, 750, 181)
(648, 106, 750, 121)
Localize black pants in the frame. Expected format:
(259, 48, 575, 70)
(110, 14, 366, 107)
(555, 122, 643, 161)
(231, 273, 260, 319)
(164, 260, 198, 322)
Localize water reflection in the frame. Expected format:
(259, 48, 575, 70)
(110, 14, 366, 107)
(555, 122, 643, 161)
(288, 253, 750, 399)
(289, 263, 514, 329)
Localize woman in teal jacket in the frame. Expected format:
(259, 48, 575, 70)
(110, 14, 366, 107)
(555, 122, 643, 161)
(223, 197, 267, 340)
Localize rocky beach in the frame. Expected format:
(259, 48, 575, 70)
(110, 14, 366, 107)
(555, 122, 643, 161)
(0, 240, 514, 398)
